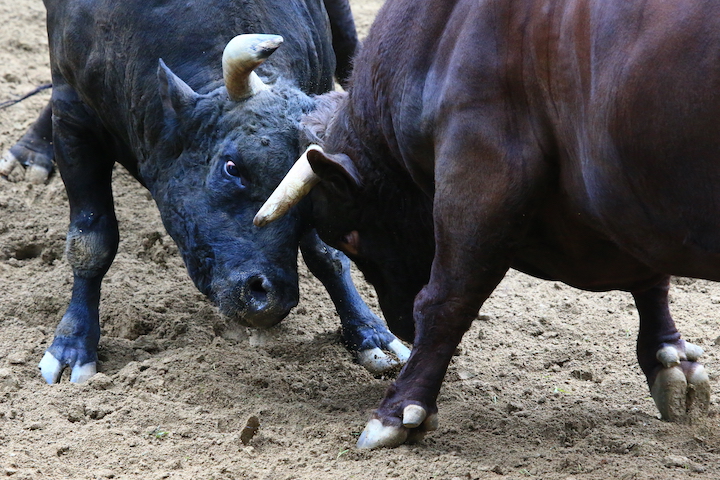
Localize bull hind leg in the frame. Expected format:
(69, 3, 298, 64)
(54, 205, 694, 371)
(299, 230, 410, 374)
(0, 102, 54, 184)
(39, 88, 118, 384)
(633, 277, 710, 422)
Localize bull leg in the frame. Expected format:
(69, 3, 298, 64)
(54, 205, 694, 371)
(300, 229, 410, 374)
(322, 0, 358, 88)
(633, 277, 710, 422)
(357, 128, 527, 448)
(0, 102, 54, 184)
(39, 89, 118, 384)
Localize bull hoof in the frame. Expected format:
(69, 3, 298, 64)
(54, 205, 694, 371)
(357, 419, 408, 449)
(70, 361, 98, 383)
(357, 339, 411, 375)
(25, 164, 51, 184)
(0, 150, 21, 178)
(356, 407, 439, 449)
(651, 343, 710, 423)
(38, 351, 97, 384)
(1, 149, 52, 183)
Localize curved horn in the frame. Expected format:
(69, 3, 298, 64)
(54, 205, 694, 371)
(222, 34, 283, 101)
(254, 145, 323, 227)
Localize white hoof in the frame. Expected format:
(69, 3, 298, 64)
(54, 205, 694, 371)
(356, 419, 407, 449)
(358, 348, 397, 375)
(652, 366, 688, 422)
(684, 342, 704, 362)
(402, 405, 427, 428)
(0, 151, 20, 176)
(423, 413, 439, 431)
(25, 164, 50, 184)
(70, 362, 97, 383)
(387, 339, 411, 363)
(656, 345, 681, 368)
(38, 352, 63, 384)
(687, 364, 711, 419)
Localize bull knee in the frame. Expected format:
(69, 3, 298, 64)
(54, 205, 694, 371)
(65, 222, 117, 276)
(413, 294, 475, 339)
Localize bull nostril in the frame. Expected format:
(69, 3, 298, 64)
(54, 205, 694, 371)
(247, 275, 269, 302)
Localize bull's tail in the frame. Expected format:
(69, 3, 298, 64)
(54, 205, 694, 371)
(0, 83, 52, 110)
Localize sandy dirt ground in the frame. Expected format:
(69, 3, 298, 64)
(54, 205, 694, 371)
(1, 1, 719, 479)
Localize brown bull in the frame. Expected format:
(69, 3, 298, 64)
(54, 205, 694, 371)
(256, 0, 717, 448)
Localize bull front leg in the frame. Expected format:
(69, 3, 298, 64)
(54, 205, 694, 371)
(0, 102, 54, 184)
(355, 117, 539, 448)
(633, 276, 710, 422)
(38, 87, 118, 383)
(299, 229, 410, 374)
(357, 261, 508, 448)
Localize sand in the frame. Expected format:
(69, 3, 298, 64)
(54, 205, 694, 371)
(1, 1, 718, 478)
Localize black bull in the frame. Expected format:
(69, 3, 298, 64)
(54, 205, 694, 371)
(3, 0, 411, 383)
(257, 0, 717, 448)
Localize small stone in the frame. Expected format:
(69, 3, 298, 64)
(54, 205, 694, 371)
(66, 405, 85, 423)
(28, 422, 43, 431)
(6, 352, 27, 365)
(571, 369, 593, 381)
(714, 335, 720, 346)
(240, 416, 260, 445)
(165, 459, 183, 471)
(3, 73, 20, 83)
(491, 465, 505, 475)
(0, 368, 20, 392)
(663, 454, 689, 468)
(95, 468, 115, 478)
(87, 373, 114, 390)
(506, 401, 523, 413)
(240, 446, 256, 457)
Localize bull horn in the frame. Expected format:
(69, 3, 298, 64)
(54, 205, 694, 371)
(253, 145, 323, 227)
(222, 34, 283, 101)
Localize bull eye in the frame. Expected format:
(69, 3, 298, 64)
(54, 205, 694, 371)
(223, 160, 247, 187)
(224, 160, 240, 177)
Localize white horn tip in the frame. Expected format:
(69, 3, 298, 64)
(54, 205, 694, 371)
(223, 34, 284, 62)
(253, 209, 275, 228)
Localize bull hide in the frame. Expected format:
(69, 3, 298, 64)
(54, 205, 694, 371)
(1, 0, 410, 384)
(259, 0, 717, 448)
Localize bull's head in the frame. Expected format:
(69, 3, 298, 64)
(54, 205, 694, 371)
(149, 34, 318, 328)
(253, 113, 434, 341)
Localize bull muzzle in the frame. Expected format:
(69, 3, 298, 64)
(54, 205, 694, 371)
(216, 270, 298, 328)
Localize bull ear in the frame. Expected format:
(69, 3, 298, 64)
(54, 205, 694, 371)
(306, 149, 362, 192)
(157, 58, 199, 121)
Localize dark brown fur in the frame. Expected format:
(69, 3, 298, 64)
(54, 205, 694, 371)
(301, 0, 719, 442)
